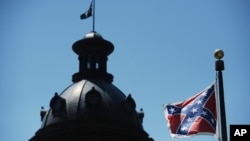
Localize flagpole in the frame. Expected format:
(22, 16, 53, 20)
(215, 80, 220, 141)
(92, 0, 95, 32)
(214, 49, 228, 141)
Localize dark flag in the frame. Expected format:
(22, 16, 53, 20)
(80, 1, 92, 19)
(163, 82, 218, 139)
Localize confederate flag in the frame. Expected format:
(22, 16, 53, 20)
(163, 82, 218, 138)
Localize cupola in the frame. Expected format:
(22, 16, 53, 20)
(72, 31, 114, 83)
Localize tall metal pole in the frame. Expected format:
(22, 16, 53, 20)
(92, 0, 95, 32)
(214, 49, 228, 141)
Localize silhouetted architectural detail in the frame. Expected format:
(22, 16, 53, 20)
(30, 31, 154, 141)
(72, 32, 114, 83)
(40, 107, 47, 122)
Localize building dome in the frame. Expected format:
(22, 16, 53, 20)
(41, 79, 143, 129)
(30, 32, 154, 141)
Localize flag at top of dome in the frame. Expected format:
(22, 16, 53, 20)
(80, 0, 93, 19)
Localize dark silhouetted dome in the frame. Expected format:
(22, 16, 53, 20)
(41, 79, 143, 129)
(30, 32, 154, 141)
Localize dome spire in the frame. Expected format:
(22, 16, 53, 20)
(72, 31, 114, 83)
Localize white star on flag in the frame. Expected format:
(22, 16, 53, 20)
(187, 117, 193, 122)
(170, 107, 175, 113)
(191, 107, 198, 114)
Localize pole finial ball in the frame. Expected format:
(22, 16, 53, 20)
(214, 49, 224, 59)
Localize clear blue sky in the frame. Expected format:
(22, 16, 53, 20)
(0, 0, 249, 141)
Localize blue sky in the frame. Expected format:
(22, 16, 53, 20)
(0, 0, 249, 141)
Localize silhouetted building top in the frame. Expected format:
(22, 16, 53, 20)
(30, 31, 154, 141)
